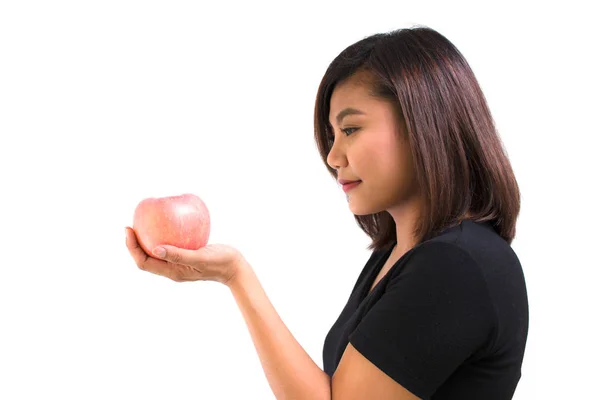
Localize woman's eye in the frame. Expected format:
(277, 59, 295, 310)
(326, 127, 359, 144)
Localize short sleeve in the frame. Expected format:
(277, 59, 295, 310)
(348, 242, 496, 399)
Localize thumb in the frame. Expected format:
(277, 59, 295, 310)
(152, 245, 203, 266)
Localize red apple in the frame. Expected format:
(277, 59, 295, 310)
(132, 193, 210, 256)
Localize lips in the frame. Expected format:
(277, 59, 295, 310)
(341, 180, 361, 193)
(338, 179, 361, 185)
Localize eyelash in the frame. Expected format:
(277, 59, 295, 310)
(327, 127, 359, 143)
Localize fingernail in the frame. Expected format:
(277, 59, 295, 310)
(153, 247, 166, 258)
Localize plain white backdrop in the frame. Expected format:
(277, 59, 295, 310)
(1, 0, 598, 398)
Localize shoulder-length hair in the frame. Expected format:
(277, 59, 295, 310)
(313, 25, 521, 251)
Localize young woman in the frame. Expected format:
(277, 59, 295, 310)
(125, 25, 529, 400)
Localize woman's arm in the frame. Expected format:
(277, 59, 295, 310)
(226, 260, 331, 400)
(126, 229, 417, 399)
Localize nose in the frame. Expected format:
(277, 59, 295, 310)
(326, 139, 348, 170)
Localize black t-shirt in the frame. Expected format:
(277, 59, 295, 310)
(323, 220, 529, 399)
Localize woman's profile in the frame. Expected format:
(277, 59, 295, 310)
(126, 25, 529, 399)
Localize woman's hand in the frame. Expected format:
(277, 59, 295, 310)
(125, 227, 244, 286)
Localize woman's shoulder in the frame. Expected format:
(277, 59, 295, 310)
(413, 219, 528, 349)
(422, 220, 521, 270)
(402, 220, 527, 307)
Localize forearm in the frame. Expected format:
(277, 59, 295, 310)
(226, 260, 331, 400)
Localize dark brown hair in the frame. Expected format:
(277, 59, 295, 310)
(314, 25, 521, 251)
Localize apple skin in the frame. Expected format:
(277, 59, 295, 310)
(132, 193, 211, 257)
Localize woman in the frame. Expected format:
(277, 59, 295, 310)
(125, 25, 529, 399)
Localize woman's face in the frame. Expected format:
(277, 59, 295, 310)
(327, 71, 421, 217)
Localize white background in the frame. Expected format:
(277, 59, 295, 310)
(1, 1, 598, 399)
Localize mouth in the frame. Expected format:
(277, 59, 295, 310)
(338, 178, 361, 184)
(342, 180, 362, 192)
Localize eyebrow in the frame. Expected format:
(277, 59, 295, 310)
(332, 107, 366, 125)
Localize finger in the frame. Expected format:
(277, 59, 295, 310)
(151, 244, 205, 268)
(125, 227, 174, 276)
(125, 228, 204, 282)
(125, 227, 151, 265)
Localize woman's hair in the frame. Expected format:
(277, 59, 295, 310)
(314, 25, 521, 251)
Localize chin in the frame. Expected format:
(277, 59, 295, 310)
(348, 199, 384, 216)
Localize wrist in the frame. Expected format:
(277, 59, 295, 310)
(224, 256, 253, 289)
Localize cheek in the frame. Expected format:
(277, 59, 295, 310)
(368, 138, 405, 174)
(369, 143, 415, 191)
(349, 133, 411, 182)
(372, 134, 397, 157)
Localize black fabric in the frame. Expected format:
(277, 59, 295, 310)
(322, 220, 529, 399)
